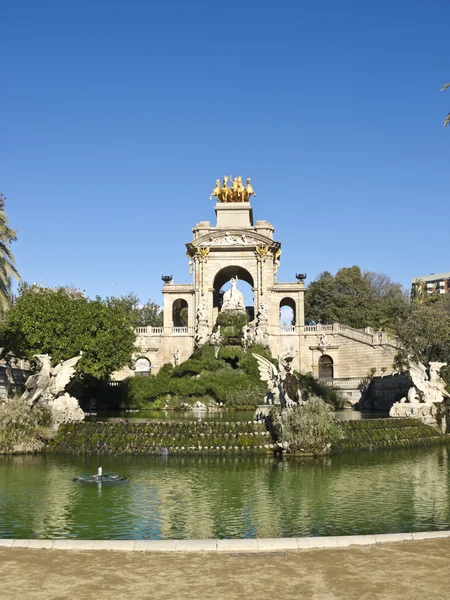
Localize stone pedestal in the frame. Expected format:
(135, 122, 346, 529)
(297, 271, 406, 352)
(389, 401, 449, 432)
(214, 202, 253, 229)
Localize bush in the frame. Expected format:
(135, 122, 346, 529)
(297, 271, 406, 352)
(272, 396, 343, 455)
(0, 397, 53, 453)
(297, 372, 345, 409)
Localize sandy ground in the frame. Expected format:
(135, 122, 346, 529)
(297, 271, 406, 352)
(1, 538, 449, 600)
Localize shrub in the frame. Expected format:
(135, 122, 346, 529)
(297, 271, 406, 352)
(297, 372, 345, 409)
(0, 397, 53, 453)
(272, 396, 343, 455)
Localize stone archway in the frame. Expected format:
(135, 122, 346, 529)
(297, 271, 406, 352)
(135, 357, 151, 377)
(279, 297, 296, 326)
(172, 298, 189, 327)
(318, 355, 334, 379)
(212, 266, 255, 320)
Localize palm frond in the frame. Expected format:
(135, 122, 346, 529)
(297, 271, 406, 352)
(441, 83, 450, 91)
(445, 113, 450, 128)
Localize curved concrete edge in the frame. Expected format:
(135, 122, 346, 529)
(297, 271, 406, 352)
(0, 531, 450, 552)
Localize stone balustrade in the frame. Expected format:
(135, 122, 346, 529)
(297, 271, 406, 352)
(280, 326, 296, 334)
(172, 327, 189, 335)
(135, 326, 164, 335)
(319, 377, 368, 388)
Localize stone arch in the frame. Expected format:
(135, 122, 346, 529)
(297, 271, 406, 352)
(135, 356, 151, 377)
(318, 354, 334, 379)
(212, 266, 255, 319)
(172, 298, 189, 327)
(279, 297, 296, 326)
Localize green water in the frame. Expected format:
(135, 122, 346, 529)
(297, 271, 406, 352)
(86, 409, 387, 422)
(1, 445, 450, 540)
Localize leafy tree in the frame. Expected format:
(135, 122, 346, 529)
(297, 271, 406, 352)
(305, 266, 408, 330)
(0, 193, 19, 315)
(442, 83, 450, 127)
(104, 294, 163, 327)
(395, 295, 450, 383)
(139, 298, 164, 327)
(0, 286, 137, 380)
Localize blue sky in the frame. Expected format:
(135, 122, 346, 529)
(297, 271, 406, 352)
(2, 0, 449, 305)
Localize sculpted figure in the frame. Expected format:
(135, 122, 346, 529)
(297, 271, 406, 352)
(258, 302, 268, 320)
(221, 276, 245, 312)
(211, 176, 255, 203)
(22, 354, 82, 406)
(209, 326, 222, 358)
(22, 353, 84, 427)
(252, 353, 297, 408)
(196, 301, 208, 321)
(243, 178, 256, 202)
(220, 176, 231, 202)
(210, 179, 221, 201)
(173, 348, 181, 366)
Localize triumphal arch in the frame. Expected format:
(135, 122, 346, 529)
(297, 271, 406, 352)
(132, 176, 399, 402)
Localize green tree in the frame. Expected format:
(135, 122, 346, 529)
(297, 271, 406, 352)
(395, 295, 450, 378)
(139, 298, 164, 327)
(104, 294, 163, 327)
(0, 193, 19, 315)
(0, 286, 137, 380)
(305, 266, 408, 330)
(442, 83, 450, 127)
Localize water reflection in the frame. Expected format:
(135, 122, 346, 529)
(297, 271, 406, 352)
(0, 446, 449, 539)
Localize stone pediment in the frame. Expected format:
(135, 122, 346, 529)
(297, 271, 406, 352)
(188, 230, 279, 251)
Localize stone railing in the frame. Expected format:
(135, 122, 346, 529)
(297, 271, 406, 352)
(304, 323, 398, 347)
(304, 324, 334, 333)
(172, 327, 189, 335)
(319, 377, 368, 389)
(135, 326, 163, 335)
(280, 325, 296, 334)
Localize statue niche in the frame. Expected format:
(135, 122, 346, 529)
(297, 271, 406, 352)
(221, 276, 246, 313)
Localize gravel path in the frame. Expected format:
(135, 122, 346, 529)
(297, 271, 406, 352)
(1, 538, 449, 599)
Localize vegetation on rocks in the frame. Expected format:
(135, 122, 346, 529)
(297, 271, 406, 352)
(0, 397, 52, 453)
(123, 342, 271, 410)
(334, 418, 447, 452)
(49, 420, 274, 455)
(272, 396, 343, 456)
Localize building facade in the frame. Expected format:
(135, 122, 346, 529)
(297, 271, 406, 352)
(412, 272, 450, 298)
(129, 178, 399, 403)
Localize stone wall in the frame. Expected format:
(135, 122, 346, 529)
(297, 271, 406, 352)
(335, 418, 446, 451)
(48, 420, 275, 455)
(0, 366, 30, 400)
(359, 373, 411, 411)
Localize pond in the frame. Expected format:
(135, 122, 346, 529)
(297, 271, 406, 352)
(86, 409, 388, 422)
(1, 445, 449, 540)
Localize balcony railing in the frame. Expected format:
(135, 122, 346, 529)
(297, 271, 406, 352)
(172, 327, 189, 335)
(135, 326, 163, 335)
(280, 326, 296, 334)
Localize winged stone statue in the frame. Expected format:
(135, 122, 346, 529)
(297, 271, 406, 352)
(407, 359, 450, 403)
(252, 353, 297, 408)
(22, 353, 82, 406)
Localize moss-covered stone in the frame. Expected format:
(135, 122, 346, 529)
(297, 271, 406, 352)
(48, 420, 274, 455)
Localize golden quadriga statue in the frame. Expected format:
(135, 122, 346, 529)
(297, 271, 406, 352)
(210, 176, 256, 203)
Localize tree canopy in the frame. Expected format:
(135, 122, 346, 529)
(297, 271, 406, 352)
(105, 293, 163, 327)
(0, 193, 19, 315)
(304, 266, 409, 330)
(0, 285, 137, 380)
(395, 294, 450, 383)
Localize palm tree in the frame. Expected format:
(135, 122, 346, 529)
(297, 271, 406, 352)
(0, 193, 19, 314)
(442, 83, 450, 127)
